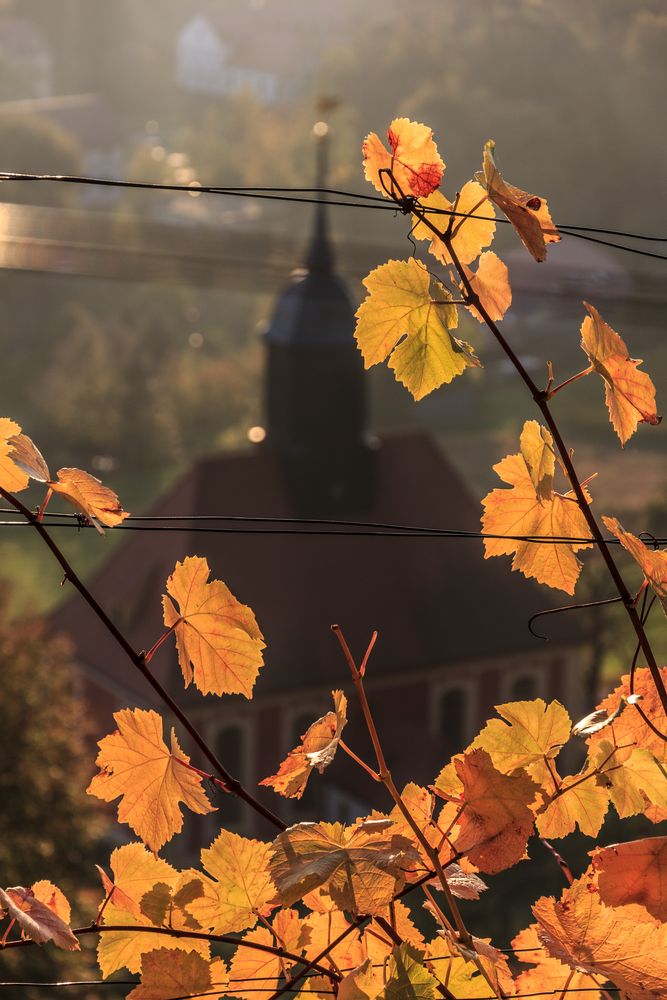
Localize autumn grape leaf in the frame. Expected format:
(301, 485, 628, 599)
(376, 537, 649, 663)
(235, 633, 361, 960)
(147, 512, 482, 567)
(7, 432, 50, 482)
(269, 818, 419, 915)
(185, 828, 276, 934)
(354, 258, 480, 401)
(472, 698, 571, 788)
(0, 419, 31, 492)
(47, 467, 129, 533)
(475, 140, 560, 262)
(260, 690, 347, 799)
(586, 667, 667, 762)
(581, 302, 660, 445)
(96, 845, 208, 978)
(363, 118, 444, 198)
(453, 749, 538, 873)
(512, 924, 604, 1000)
(602, 516, 667, 614)
(535, 762, 610, 838)
(587, 737, 667, 821)
(30, 881, 72, 924)
(591, 837, 667, 921)
(362, 901, 425, 965)
(229, 911, 309, 1000)
(427, 937, 491, 999)
(163, 555, 265, 697)
(87, 707, 214, 853)
(383, 944, 439, 1000)
(302, 909, 365, 970)
(0, 885, 79, 950)
(412, 181, 496, 266)
(461, 252, 512, 324)
(128, 948, 226, 1000)
(338, 959, 383, 1000)
(533, 874, 667, 1000)
(481, 421, 593, 593)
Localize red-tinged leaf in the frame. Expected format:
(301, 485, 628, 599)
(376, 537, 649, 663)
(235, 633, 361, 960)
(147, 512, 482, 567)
(363, 118, 444, 198)
(260, 690, 347, 799)
(462, 252, 512, 323)
(0, 885, 79, 951)
(581, 302, 660, 445)
(163, 555, 265, 697)
(602, 516, 667, 615)
(453, 749, 538, 874)
(87, 707, 214, 853)
(475, 140, 559, 261)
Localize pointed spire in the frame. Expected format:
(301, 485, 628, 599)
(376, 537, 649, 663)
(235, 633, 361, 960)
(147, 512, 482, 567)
(305, 119, 334, 274)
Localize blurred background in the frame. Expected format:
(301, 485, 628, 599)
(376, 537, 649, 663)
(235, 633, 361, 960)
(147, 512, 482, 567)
(0, 1, 665, 992)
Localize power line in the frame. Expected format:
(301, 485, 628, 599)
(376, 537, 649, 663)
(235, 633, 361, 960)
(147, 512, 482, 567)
(0, 508, 663, 547)
(0, 173, 665, 260)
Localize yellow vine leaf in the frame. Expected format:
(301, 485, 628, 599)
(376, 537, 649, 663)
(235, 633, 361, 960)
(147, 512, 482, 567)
(588, 738, 667, 821)
(481, 421, 593, 594)
(512, 924, 604, 1000)
(586, 667, 667, 763)
(48, 467, 129, 533)
(229, 911, 308, 1000)
(0, 419, 31, 492)
(87, 707, 214, 853)
(462, 251, 512, 324)
(30, 881, 71, 925)
(338, 959, 384, 1000)
(163, 555, 265, 697)
(362, 901, 425, 965)
(128, 948, 226, 1000)
(592, 837, 667, 922)
(602, 516, 667, 615)
(363, 118, 444, 198)
(533, 874, 667, 1000)
(260, 690, 347, 799)
(581, 302, 660, 445)
(302, 909, 365, 970)
(535, 762, 610, 838)
(475, 140, 560, 262)
(385, 943, 439, 1000)
(453, 749, 538, 873)
(427, 937, 491, 999)
(97, 846, 207, 978)
(185, 828, 276, 935)
(0, 884, 79, 951)
(472, 698, 571, 789)
(412, 181, 496, 266)
(354, 258, 480, 401)
(269, 818, 419, 916)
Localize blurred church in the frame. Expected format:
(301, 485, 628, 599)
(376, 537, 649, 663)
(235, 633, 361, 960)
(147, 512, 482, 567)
(52, 123, 586, 840)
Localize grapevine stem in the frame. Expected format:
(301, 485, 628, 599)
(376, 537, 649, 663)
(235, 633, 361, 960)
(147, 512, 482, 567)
(546, 365, 594, 399)
(405, 193, 667, 724)
(338, 740, 380, 781)
(0, 485, 287, 833)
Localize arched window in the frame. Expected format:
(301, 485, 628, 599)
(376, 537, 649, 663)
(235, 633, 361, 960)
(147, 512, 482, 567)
(509, 674, 537, 701)
(215, 724, 246, 828)
(437, 687, 467, 761)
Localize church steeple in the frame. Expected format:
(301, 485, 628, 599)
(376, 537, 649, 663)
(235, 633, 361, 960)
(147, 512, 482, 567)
(263, 117, 373, 515)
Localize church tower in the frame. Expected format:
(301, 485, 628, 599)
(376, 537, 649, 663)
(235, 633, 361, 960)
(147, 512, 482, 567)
(264, 121, 374, 516)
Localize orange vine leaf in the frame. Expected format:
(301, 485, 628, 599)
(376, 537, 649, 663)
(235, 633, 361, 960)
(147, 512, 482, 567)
(461, 251, 512, 323)
(512, 923, 604, 1000)
(363, 118, 444, 198)
(0, 419, 33, 492)
(260, 690, 347, 799)
(453, 749, 538, 874)
(87, 707, 214, 853)
(163, 555, 265, 697)
(354, 258, 480, 400)
(48, 467, 129, 533)
(533, 873, 667, 1000)
(580, 302, 660, 445)
(481, 420, 593, 594)
(475, 140, 560, 262)
(591, 837, 667, 921)
(412, 180, 496, 265)
(602, 516, 666, 615)
(128, 947, 226, 1000)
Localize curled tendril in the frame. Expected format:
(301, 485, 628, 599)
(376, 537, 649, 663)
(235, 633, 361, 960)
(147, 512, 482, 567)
(527, 596, 623, 640)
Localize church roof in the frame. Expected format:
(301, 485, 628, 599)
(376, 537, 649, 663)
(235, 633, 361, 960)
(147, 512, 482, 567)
(51, 431, 582, 710)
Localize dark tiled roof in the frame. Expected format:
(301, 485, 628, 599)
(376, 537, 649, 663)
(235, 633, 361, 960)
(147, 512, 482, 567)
(51, 431, 581, 709)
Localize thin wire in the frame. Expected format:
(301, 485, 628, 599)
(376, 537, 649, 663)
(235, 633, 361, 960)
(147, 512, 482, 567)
(0, 172, 666, 254)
